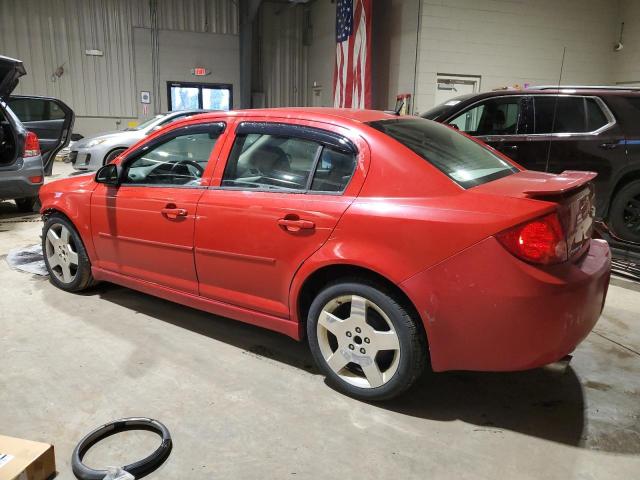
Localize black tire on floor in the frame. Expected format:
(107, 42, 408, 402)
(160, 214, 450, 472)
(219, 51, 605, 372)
(42, 214, 95, 292)
(307, 280, 427, 401)
(15, 196, 37, 212)
(104, 148, 126, 165)
(609, 180, 640, 244)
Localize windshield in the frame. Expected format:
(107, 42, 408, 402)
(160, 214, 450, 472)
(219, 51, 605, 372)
(129, 115, 164, 131)
(368, 118, 518, 188)
(421, 94, 476, 120)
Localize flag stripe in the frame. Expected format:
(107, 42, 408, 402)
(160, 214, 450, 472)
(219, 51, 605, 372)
(333, 0, 371, 109)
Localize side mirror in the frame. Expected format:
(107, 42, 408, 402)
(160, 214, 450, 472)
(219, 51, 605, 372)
(95, 163, 120, 186)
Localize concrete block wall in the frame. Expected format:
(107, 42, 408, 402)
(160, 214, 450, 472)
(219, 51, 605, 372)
(413, 0, 619, 113)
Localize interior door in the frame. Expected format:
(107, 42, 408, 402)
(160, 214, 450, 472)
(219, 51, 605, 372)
(7, 95, 74, 175)
(194, 120, 365, 318)
(90, 122, 225, 293)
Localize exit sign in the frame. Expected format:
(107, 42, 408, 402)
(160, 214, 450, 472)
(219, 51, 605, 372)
(192, 67, 209, 76)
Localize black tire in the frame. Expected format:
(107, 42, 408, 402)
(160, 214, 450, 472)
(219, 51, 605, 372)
(42, 214, 95, 292)
(307, 279, 427, 401)
(104, 148, 126, 165)
(609, 180, 640, 244)
(15, 196, 37, 212)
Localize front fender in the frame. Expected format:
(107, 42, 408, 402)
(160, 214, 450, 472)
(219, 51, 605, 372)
(39, 176, 98, 261)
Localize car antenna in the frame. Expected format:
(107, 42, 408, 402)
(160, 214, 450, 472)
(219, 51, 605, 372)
(545, 46, 566, 173)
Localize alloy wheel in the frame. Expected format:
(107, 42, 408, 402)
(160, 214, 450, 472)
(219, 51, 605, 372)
(45, 223, 79, 284)
(316, 295, 401, 389)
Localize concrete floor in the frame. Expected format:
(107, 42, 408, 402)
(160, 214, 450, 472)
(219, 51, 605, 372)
(1, 163, 639, 479)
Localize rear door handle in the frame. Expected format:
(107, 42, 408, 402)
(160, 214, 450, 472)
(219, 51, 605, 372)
(278, 217, 315, 232)
(161, 204, 188, 219)
(501, 144, 519, 151)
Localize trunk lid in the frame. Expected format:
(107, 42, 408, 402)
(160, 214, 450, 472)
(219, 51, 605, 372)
(474, 170, 597, 260)
(0, 55, 25, 101)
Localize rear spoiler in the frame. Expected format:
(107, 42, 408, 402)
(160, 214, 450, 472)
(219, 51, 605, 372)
(523, 170, 597, 195)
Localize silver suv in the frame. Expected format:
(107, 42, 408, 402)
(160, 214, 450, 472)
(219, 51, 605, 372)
(0, 55, 74, 212)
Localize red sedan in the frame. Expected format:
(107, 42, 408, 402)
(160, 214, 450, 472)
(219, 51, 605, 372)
(39, 108, 611, 400)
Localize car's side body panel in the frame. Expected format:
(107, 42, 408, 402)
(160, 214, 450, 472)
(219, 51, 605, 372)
(194, 115, 369, 318)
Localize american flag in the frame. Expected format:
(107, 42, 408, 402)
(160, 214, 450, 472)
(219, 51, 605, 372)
(333, 0, 372, 109)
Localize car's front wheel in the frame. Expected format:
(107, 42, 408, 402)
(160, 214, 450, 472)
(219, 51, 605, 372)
(307, 280, 427, 401)
(42, 214, 94, 292)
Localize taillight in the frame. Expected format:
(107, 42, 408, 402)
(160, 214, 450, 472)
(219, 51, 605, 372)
(23, 131, 41, 158)
(496, 212, 568, 265)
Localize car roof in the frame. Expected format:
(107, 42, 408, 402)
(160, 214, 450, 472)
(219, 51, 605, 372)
(455, 88, 640, 98)
(188, 107, 399, 126)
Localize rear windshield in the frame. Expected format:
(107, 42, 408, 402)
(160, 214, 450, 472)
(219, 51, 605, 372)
(368, 118, 518, 188)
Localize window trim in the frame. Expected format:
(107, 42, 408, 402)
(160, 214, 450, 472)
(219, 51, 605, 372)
(118, 121, 226, 188)
(444, 94, 616, 139)
(216, 122, 358, 195)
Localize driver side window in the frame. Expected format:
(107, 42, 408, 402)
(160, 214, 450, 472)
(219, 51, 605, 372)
(449, 97, 523, 136)
(123, 130, 219, 186)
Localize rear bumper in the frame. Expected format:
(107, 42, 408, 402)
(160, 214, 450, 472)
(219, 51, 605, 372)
(0, 156, 44, 200)
(401, 237, 611, 372)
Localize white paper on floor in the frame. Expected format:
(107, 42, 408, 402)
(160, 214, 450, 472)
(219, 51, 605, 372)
(5, 244, 48, 276)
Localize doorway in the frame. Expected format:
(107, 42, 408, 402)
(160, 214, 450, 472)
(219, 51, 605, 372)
(167, 81, 233, 111)
(434, 74, 481, 106)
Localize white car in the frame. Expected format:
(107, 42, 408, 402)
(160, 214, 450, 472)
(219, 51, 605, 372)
(71, 110, 209, 171)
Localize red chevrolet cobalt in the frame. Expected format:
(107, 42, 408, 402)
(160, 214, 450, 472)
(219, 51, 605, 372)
(39, 109, 611, 400)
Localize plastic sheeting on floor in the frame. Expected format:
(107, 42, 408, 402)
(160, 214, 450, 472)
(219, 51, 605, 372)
(5, 244, 48, 276)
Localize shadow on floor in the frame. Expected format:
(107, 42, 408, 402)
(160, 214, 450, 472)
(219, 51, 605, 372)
(70, 282, 604, 452)
(0, 200, 40, 222)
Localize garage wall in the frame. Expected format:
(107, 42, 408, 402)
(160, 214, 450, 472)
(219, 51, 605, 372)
(256, 2, 308, 108)
(614, 0, 640, 85)
(133, 28, 240, 115)
(306, 0, 335, 107)
(413, 0, 619, 114)
(0, 0, 239, 136)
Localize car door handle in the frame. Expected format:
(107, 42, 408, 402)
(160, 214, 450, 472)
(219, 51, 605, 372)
(278, 217, 315, 232)
(161, 205, 188, 219)
(501, 144, 518, 151)
(599, 142, 619, 150)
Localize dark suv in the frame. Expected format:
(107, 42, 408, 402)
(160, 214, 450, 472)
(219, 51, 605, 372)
(422, 87, 640, 244)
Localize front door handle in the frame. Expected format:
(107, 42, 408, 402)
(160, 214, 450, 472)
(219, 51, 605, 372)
(161, 204, 188, 219)
(278, 216, 315, 232)
(501, 144, 519, 151)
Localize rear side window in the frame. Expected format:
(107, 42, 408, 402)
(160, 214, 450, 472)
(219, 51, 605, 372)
(533, 96, 609, 134)
(7, 98, 66, 121)
(222, 130, 356, 193)
(369, 118, 518, 188)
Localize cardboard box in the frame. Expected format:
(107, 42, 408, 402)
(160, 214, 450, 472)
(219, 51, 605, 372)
(0, 435, 55, 480)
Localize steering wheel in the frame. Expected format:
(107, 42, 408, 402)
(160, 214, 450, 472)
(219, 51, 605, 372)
(169, 159, 204, 179)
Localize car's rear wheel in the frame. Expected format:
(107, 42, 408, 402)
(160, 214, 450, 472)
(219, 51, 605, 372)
(104, 148, 126, 165)
(609, 180, 640, 244)
(42, 214, 94, 292)
(307, 280, 427, 401)
(15, 196, 37, 212)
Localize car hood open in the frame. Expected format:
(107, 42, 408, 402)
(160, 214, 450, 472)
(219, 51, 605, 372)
(0, 55, 26, 101)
